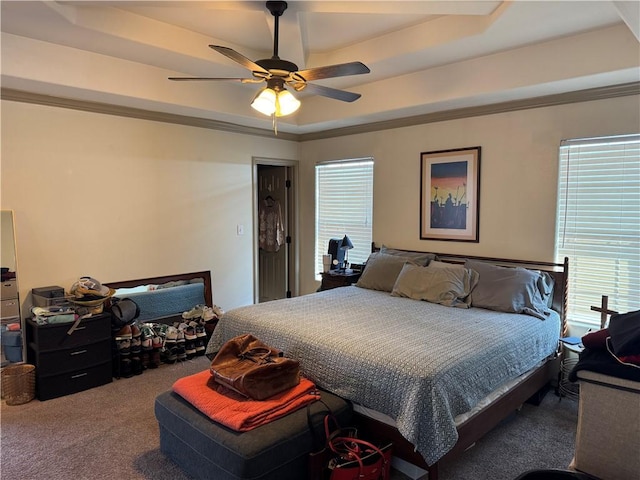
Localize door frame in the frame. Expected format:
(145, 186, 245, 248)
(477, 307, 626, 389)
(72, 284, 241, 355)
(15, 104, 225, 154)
(252, 157, 299, 304)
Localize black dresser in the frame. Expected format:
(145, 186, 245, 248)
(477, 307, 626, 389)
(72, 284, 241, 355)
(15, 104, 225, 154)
(26, 313, 112, 400)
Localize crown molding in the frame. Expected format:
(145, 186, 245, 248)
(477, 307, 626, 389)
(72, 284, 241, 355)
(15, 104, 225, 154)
(0, 88, 298, 141)
(298, 82, 640, 141)
(2, 82, 639, 143)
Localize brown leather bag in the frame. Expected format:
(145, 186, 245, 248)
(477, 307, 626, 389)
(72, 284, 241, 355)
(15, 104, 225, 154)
(210, 333, 301, 400)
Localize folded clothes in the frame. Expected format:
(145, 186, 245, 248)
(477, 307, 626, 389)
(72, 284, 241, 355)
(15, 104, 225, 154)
(173, 370, 320, 432)
(32, 314, 77, 325)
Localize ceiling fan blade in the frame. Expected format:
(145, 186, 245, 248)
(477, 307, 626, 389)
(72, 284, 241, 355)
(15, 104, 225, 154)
(168, 77, 257, 82)
(301, 83, 362, 103)
(295, 62, 370, 82)
(209, 45, 270, 75)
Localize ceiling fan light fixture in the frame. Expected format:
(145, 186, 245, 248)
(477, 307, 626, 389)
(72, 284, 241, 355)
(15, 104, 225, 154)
(251, 80, 300, 117)
(251, 87, 277, 116)
(274, 89, 300, 116)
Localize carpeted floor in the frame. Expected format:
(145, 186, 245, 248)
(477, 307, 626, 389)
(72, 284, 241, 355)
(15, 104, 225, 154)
(0, 356, 579, 480)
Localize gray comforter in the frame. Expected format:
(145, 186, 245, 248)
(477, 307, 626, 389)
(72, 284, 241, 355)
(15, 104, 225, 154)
(206, 286, 560, 465)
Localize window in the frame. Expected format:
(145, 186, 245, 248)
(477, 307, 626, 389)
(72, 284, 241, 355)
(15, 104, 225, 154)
(555, 134, 640, 328)
(315, 159, 374, 277)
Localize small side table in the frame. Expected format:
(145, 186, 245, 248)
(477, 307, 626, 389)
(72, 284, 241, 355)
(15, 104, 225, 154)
(558, 341, 584, 400)
(319, 270, 362, 291)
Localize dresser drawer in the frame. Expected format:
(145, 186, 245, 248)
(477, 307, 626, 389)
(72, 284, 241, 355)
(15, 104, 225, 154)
(30, 339, 111, 375)
(27, 313, 110, 352)
(36, 361, 112, 401)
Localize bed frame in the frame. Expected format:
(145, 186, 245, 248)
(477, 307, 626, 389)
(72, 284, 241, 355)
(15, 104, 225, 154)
(353, 245, 569, 480)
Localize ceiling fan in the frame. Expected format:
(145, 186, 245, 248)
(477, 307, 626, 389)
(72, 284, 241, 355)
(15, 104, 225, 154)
(169, 1, 370, 120)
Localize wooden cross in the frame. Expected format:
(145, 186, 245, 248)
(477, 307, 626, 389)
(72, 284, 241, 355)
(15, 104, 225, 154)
(590, 295, 618, 329)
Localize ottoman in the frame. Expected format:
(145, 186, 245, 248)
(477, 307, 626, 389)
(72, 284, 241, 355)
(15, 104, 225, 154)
(155, 389, 352, 480)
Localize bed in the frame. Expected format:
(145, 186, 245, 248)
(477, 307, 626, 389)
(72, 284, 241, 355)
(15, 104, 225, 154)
(206, 248, 568, 480)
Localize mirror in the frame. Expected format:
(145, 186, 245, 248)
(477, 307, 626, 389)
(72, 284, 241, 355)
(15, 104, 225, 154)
(1, 210, 17, 277)
(1, 210, 21, 365)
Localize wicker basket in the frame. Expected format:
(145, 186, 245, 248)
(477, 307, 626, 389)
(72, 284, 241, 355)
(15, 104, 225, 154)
(1, 364, 36, 405)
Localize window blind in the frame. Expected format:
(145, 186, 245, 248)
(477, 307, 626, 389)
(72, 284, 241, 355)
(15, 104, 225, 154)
(315, 159, 373, 276)
(555, 134, 640, 328)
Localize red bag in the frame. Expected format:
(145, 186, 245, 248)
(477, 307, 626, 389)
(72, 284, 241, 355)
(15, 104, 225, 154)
(328, 435, 392, 480)
(309, 409, 392, 480)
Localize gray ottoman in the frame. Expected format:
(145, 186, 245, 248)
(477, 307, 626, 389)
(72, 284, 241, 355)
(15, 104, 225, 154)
(155, 389, 352, 480)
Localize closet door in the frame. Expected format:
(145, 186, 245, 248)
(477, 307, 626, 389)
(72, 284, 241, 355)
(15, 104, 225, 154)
(257, 165, 288, 302)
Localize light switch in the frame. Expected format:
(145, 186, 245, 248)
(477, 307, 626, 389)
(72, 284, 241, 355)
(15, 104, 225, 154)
(237, 224, 244, 236)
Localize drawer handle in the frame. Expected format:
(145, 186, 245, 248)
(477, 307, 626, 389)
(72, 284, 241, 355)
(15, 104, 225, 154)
(70, 350, 88, 356)
(71, 373, 88, 379)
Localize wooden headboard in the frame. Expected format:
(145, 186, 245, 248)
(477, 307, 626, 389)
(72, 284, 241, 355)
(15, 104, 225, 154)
(371, 244, 569, 336)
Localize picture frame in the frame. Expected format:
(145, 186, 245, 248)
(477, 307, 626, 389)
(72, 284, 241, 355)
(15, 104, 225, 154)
(420, 146, 481, 242)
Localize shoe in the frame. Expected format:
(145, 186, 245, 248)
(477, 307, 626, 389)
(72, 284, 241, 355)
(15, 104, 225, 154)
(182, 305, 205, 320)
(141, 350, 151, 370)
(195, 338, 206, 355)
(141, 337, 153, 351)
(152, 336, 163, 350)
(212, 304, 224, 317)
(140, 323, 156, 340)
(115, 325, 132, 339)
(162, 346, 177, 364)
(164, 326, 178, 346)
(180, 323, 197, 341)
(131, 356, 143, 375)
(130, 323, 141, 338)
(176, 344, 187, 362)
(120, 357, 133, 378)
(194, 323, 207, 338)
(185, 341, 196, 359)
(149, 349, 161, 368)
(176, 329, 185, 345)
(116, 338, 131, 355)
(130, 336, 141, 355)
(201, 306, 215, 322)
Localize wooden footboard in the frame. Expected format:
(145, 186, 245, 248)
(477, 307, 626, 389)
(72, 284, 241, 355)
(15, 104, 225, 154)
(354, 356, 560, 480)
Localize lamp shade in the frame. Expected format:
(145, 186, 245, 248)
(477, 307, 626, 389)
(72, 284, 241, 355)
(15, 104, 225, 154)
(275, 89, 300, 116)
(251, 84, 300, 117)
(251, 88, 277, 116)
(340, 235, 354, 250)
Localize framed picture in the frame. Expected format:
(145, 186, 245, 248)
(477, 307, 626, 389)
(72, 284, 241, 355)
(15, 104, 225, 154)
(420, 146, 481, 242)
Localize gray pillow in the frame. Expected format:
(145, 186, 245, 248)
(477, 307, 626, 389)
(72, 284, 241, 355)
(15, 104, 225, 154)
(465, 260, 551, 319)
(427, 260, 465, 270)
(536, 271, 555, 307)
(391, 263, 479, 308)
(380, 245, 437, 267)
(356, 252, 415, 292)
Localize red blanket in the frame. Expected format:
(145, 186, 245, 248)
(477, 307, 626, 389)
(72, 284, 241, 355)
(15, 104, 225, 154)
(172, 370, 320, 431)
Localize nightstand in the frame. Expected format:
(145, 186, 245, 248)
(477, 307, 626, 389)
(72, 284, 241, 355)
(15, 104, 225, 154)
(558, 340, 584, 400)
(319, 270, 361, 291)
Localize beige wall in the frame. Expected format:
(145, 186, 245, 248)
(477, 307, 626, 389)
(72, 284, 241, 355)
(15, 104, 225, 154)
(1, 100, 298, 313)
(3, 95, 639, 313)
(298, 95, 640, 295)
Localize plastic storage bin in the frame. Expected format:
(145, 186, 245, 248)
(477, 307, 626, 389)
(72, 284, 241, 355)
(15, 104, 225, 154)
(1, 330, 23, 362)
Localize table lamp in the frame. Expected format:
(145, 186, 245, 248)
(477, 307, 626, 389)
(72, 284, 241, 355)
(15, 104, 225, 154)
(340, 235, 354, 271)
